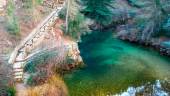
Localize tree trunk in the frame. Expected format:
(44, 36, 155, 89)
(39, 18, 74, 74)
(66, 0, 70, 33)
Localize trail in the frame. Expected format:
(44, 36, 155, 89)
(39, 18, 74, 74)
(7, 1, 65, 96)
(16, 83, 28, 96)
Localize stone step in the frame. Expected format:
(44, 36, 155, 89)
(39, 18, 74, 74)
(13, 64, 23, 69)
(14, 72, 23, 76)
(13, 66, 23, 68)
(14, 75, 23, 79)
(14, 68, 23, 72)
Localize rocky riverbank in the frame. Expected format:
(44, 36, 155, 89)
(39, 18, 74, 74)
(45, 19, 84, 71)
(111, 80, 170, 96)
(117, 34, 170, 57)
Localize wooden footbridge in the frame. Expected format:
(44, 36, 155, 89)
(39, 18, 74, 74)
(8, 0, 66, 82)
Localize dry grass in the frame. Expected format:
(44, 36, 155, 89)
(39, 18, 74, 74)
(27, 75, 68, 96)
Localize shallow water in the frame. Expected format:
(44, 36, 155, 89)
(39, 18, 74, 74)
(64, 31, 170, 96)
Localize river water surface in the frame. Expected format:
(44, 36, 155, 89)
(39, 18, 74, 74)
(64, 31, 170, 96)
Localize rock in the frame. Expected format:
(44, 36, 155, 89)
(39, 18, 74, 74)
(112, 80, 169, 96)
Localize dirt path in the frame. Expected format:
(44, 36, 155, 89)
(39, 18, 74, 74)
(16, 83, 28, 96)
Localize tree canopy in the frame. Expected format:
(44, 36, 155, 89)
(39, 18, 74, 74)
(81, 0, 113, 26)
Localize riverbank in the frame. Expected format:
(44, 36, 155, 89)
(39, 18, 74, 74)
(51, 19, 84, 71)
(117, 34, 170, 57)
(112, 80, 170, 96)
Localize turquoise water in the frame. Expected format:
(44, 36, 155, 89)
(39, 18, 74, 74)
(64, 31, 170, 96)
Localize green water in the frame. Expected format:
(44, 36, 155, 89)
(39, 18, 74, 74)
(64, 31, 170, 96)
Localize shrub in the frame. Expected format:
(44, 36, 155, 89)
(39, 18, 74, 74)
(0, 58, 15, 96)
(0, 87, 16, 96)
(27, 75, 68, 96)
(7, 86, 16, 96)
(6, 0, 20, 35)
(24, 50, 57, 73)
(59, 8, 66, 20)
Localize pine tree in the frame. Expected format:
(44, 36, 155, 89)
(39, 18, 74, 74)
(61, 0, 89, 40)
(81, 0, 113, 27)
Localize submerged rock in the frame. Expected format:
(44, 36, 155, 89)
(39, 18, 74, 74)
(160, 41, 170, 55)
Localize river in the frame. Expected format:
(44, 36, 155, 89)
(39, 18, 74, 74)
(64, 31, 170, 96)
